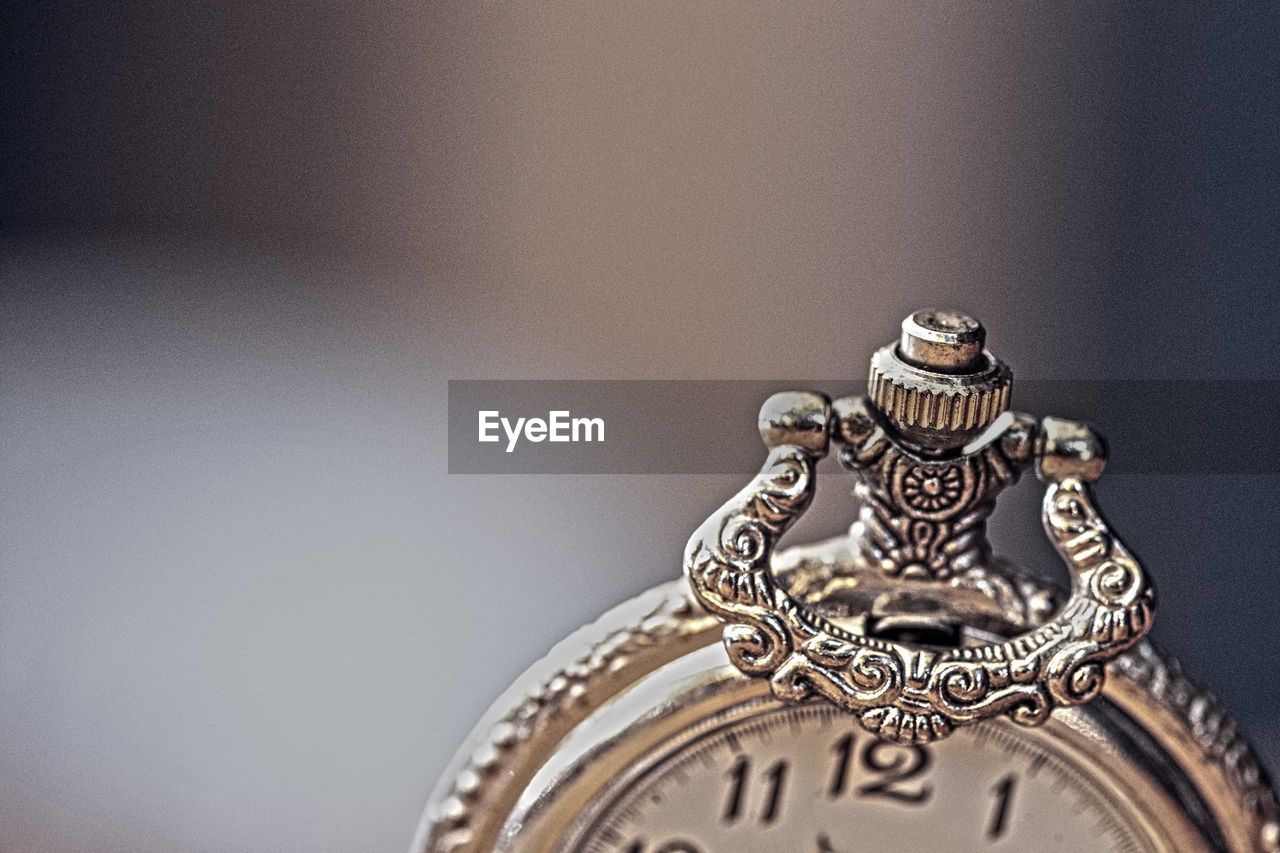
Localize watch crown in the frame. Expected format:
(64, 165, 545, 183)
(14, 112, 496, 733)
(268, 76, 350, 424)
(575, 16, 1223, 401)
(867, 309, 1012, 448)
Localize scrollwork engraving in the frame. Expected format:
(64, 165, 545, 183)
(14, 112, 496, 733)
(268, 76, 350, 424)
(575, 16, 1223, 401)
(684, 394, 1156, 744)
(837, 397, 1032, 579)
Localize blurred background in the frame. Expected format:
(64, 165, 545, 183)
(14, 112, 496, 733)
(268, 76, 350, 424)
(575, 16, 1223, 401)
(3, 3, 1278, 851)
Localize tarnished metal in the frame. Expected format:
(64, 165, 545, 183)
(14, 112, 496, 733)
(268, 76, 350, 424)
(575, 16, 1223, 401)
(868, 309, 1013, 448)
(415, 309, 1277, 853)
(685, 311, 1153, 742)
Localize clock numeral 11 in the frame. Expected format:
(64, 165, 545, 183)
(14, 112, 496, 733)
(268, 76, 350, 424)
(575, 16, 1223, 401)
(722, 755, 789, 826)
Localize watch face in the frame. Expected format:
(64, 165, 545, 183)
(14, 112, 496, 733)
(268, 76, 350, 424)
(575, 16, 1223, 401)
(574, 703, 1159, 853)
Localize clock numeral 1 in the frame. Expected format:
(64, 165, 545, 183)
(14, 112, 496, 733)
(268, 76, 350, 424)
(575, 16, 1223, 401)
(723, 755, 748, 823)
(721, 755, 789, 826)
(761, 759, 787, 824)
(829, 732, 855, 797)
(986, 773, 1018, 841)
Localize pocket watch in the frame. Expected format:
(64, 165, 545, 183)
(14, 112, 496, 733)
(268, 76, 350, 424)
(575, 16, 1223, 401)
(416, 310, 1279, 853)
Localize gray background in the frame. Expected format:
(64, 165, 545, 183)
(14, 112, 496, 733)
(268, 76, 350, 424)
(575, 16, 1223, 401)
(3, 4, 1278, 852)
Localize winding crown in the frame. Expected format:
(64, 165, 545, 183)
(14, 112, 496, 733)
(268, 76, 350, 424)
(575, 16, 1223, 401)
(867, 309, 1012, 448)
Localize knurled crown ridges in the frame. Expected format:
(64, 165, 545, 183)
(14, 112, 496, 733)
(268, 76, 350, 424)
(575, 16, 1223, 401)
(867, 346, 1012, 434)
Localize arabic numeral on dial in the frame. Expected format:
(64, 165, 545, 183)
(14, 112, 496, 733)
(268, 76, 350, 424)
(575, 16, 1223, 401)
(761, 759, 788, 824)
(859, 739, 934, 804)
(828, 732, 855, 796)
(827, 732, 934, 805)
(721, 755, 789, 826)
(722, 755, 748, 823)
(986, 773, 1018, 840)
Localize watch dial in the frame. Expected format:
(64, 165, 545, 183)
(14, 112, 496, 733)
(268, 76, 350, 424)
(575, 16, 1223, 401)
(576, 703, 1158, 853)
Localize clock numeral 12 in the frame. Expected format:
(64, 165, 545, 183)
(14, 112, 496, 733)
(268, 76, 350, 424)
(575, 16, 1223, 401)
(722, 755, 789, 826)
(828, 732, 934, 805)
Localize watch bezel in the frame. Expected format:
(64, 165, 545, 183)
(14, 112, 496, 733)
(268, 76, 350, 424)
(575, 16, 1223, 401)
(415, 573, 1278, 853)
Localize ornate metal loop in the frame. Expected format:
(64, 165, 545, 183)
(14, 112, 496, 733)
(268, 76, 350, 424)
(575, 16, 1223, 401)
(684, 391, 1156, 744)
